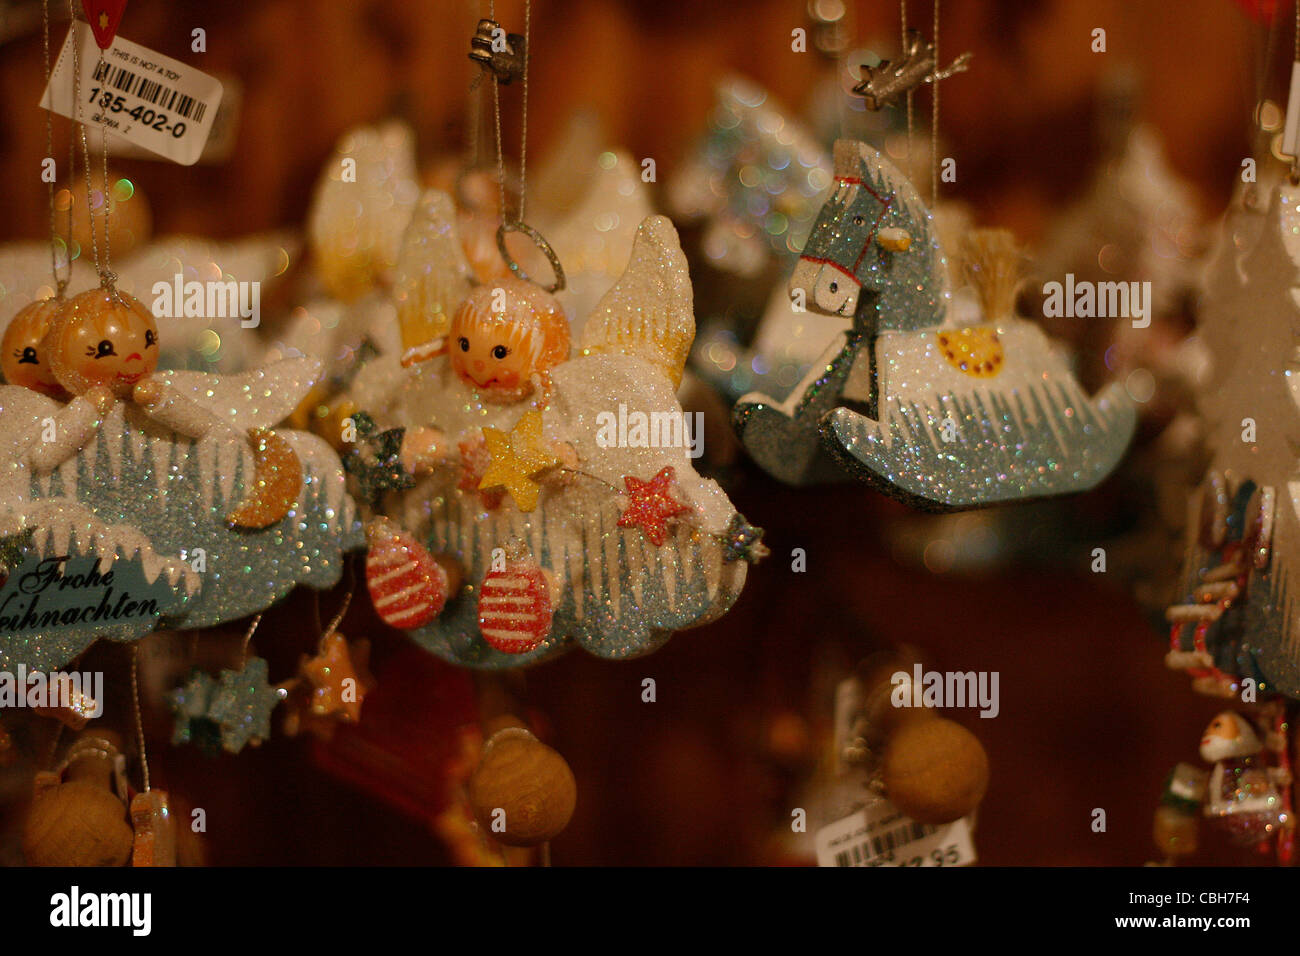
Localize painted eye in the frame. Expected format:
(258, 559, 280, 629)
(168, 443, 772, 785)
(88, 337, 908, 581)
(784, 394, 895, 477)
(853, 215, 865, 226)
(18, 347, 38, 365)
(491, 344, 510, 360)
(144, 330, 156, 348)
(829, 281, 839, 293)
(458, 337, 470, 352)
(94, 339, 117, 358)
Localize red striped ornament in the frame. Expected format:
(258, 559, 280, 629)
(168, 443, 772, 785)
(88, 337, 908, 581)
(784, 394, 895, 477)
(365, 519, 450, 630)
(477, 562, 555, 654)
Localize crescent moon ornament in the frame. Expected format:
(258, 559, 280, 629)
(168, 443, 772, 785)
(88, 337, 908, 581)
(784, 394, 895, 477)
(227, 427, 302, 529)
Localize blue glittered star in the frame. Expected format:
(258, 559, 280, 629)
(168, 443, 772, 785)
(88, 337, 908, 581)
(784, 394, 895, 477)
(168, 670, 217, 746)
(205, 657, 282, 754)
(722, 512, 769, 564)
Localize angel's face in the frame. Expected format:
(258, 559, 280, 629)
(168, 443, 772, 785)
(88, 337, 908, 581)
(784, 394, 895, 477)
(450, 321, 537, 401)
(49, 289, 159, 398)
(1, 300, 67, 399)
(448, 279, 570, 404)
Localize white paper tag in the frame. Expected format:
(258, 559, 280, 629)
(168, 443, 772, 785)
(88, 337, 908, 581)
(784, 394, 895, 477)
(103, 73, 241, 164)
(41, 21, 223, 166)
(814, 802, 976, 867)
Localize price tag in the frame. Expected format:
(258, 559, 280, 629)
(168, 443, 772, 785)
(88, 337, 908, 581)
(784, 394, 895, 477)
(814, 801, 976, 867)
(41, 21, 223, 166)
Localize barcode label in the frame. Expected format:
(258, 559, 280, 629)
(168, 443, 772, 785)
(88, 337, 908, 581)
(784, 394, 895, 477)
(815, 802, 977, 868)
(41, 22, 223, 166)
(833, 819, 935, 866)
(92, 61, 208, 123)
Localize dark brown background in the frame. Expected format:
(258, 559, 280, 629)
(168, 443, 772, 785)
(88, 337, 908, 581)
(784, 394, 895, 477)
(0, 0, 1288, 865)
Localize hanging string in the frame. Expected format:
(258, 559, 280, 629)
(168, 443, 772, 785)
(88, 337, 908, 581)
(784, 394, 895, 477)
(239, 613, 263, 664)
(488, 0, 532, 225)
(42, 0, 76, 297)
(518, 0, 531, 222)
(931, 0, 940, 205)
(75, 27, 114, 289)
(322, 578, 355, 639)
(131, 645, 150, 792)
(901, 0, 913, 180)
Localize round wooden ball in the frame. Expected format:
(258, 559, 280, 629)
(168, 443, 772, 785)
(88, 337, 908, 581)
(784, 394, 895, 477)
(882, 716, 989, 825)
(23, 781, 132, 867)
(468, 728, 576, 846)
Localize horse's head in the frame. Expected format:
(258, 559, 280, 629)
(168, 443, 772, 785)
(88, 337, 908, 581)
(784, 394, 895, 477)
(789, 140, 947, 331)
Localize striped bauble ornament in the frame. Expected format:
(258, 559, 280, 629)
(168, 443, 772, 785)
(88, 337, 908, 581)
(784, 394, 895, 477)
(477, 559, 556, 654)
(365, 518, 459, 630)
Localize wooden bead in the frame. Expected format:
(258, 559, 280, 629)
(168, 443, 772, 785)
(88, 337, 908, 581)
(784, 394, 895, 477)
(23, 781, 132, 866)
(882, 716, 989, 825)
(468, 727, 576, 847)
(23, 731, 132, 867)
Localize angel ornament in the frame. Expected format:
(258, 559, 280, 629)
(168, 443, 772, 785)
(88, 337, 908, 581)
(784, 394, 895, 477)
(354, 197, 761, 667)
(0, 286, 362, 672)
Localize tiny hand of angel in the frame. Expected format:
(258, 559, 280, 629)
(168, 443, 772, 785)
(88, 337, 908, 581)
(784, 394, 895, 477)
(132, 379, 165, 407)
(85, 385, 118, 417)
(402, 426, 449, 474)
(549, 440, 580, 473)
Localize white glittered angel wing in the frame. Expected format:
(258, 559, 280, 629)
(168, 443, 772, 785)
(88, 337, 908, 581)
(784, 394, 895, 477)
(392, 188, 476, 366)
(579, 215, 695, 388)
(548, 151, 653, 336)
(150, 356, 323, 431)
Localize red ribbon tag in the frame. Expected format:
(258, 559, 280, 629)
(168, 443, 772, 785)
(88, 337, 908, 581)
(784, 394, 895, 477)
(81, 0, 128, 50)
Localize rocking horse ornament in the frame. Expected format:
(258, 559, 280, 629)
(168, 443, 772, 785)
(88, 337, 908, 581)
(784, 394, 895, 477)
(733, 140, 1136, 509)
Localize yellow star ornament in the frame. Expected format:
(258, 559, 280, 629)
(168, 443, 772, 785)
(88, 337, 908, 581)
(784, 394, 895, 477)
(478, 410, 560, 512)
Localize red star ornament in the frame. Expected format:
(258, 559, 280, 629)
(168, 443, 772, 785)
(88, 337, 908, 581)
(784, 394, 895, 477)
(617, 466, 692, 546)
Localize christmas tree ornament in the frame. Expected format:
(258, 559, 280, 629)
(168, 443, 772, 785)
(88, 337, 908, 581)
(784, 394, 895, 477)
(851, 29, 970, 111)
(2, 298, 69, 399)
(734, 141, 1136, 507)
(299, 631, 366, 724)
(1197, 711, 1289, 845)
(307, 121, 420, 303)
(467, 723, 576, 847)
(23, 731, 132, 867)
(1165, 179, 1300, 698)
(204, 655, 281, 754)
(358, 205, 755, 668)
